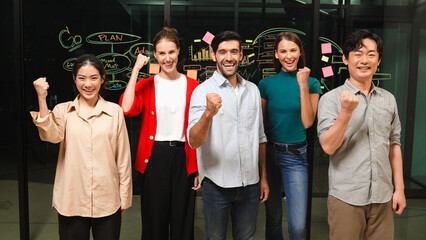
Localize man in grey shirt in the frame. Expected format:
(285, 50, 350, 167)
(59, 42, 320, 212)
(317, 29, 406, 240)
(188, 31, 269, 240)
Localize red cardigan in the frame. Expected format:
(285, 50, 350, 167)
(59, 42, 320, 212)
(119, 74, 199, 174)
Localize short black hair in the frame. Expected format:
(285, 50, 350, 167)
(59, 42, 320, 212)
(343, 29, 383, 60)
(73, 54, 106, 78)
(211, 31, 241, 53)
(72, 54, 107, 97)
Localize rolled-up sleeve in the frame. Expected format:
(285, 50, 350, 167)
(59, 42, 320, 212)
(256, 90, 267, 143)
(389, 97, 401, 145)
(187, 86, 206, 149)
(30, 106, 65, 144)
(317, 92, 339, 142)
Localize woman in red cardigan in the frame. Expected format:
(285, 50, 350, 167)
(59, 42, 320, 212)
(120, 27, 200, 240)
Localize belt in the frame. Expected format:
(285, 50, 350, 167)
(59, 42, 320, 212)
(268, 141, 307, 156)
(154, 141, 185, 147)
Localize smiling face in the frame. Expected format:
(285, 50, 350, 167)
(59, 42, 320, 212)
(154, 39, 180, 78)
(343, 38, 381, 83)
(274, 39, 301, 72)
(74, 64, 104, 105)
(211, 40, 242, 80)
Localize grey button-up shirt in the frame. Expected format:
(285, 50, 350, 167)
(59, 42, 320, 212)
(188, 71, 267, 188)
(317, 79, 401, 206)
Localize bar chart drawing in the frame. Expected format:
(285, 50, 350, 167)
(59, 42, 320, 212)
(190, 45, 213, 61)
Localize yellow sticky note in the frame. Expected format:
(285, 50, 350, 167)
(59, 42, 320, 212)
(321, 55, 329, 62)
(149, 63, 160, 74)
(187, 70, 198, 80)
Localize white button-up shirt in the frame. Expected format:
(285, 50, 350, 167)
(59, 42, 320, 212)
(188, 71, 267, 188)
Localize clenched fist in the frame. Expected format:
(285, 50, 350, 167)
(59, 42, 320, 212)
(33, 77, 49, 99)
(296, 67, 310, 87)
(340, 90, 359, 114)
(134, 54, 150, 72)
(206, 93, 222, 118)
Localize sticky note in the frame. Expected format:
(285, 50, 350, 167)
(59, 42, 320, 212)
(321, 43, 332, 54)
(202, 31, 215, 45)
(187, 69, 198, 80)
(322, 66, 334, 78)
(321, 55, 329, 62)
(149, 63, 160, 74)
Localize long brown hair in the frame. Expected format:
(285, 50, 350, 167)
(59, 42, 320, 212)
(273, 32, 305, 73)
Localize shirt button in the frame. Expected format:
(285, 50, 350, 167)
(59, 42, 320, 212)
(151, 111, 154, 115)
(372, 163, 376, 167)
(144, 159, 149, 163)
(370, 132, 374, 136)
(149, 136, 154, 140)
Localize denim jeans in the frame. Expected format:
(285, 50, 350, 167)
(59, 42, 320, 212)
(264, 142, 308, 240)
(202, 178, 260, 240)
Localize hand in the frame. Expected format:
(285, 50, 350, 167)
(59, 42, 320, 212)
(134, 54, 150, 72)
(205, 93, 222, 118)
(259, 177, 269, 203)
(33, 77, 49, 99)
(392, 189, 406, 215)
(339, 90, 359, 114)
(296, 67, 310, 88)
(192, 172, 201, 190)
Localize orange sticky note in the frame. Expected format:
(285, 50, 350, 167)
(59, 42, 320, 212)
(149, 63, 160, 74)
(187, 69, 198, 80)
(322, 66, 334, 78)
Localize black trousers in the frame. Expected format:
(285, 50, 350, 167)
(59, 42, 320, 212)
(58, 208, 121, 240)
(141, 141, 196, 240)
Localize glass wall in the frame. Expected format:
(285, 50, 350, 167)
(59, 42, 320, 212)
(412, 25, 426, 187)
(0, 1, 19, 238)
(4, 0, 426, 239)
(20, 0, 139, 238)
(168, 1, 314, 85)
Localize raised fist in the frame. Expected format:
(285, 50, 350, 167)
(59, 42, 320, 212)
(33, 77, 49, 99)
(340, 90, 359, 114)
(206, 93, 222, 117)
(296, 67, 310, 87)
(134, 54, 150, 71)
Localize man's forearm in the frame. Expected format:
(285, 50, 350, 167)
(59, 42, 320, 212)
(320, 111, 352, 155)
(258, 142, 267, 179)
(389, 144, 404, 191)
(189, 111, 214, 148)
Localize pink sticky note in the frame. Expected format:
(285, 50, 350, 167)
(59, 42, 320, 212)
(321, 43, 332, 54)
(322, 66, 334, 78)
(202, 31, 215, 45)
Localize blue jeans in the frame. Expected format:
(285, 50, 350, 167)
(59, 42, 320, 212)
(264, 142, 308, 240)
(202, 178, 260, 240)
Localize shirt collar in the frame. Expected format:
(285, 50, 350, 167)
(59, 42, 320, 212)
(212, 71, 246, 87)
(344, 79, 381, 96)
(67, 95, 113, 117)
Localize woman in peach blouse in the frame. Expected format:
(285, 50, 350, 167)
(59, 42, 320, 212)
(31, 54, 132, 240)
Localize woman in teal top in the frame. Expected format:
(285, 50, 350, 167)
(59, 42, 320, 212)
(258, 32, 322, 240)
